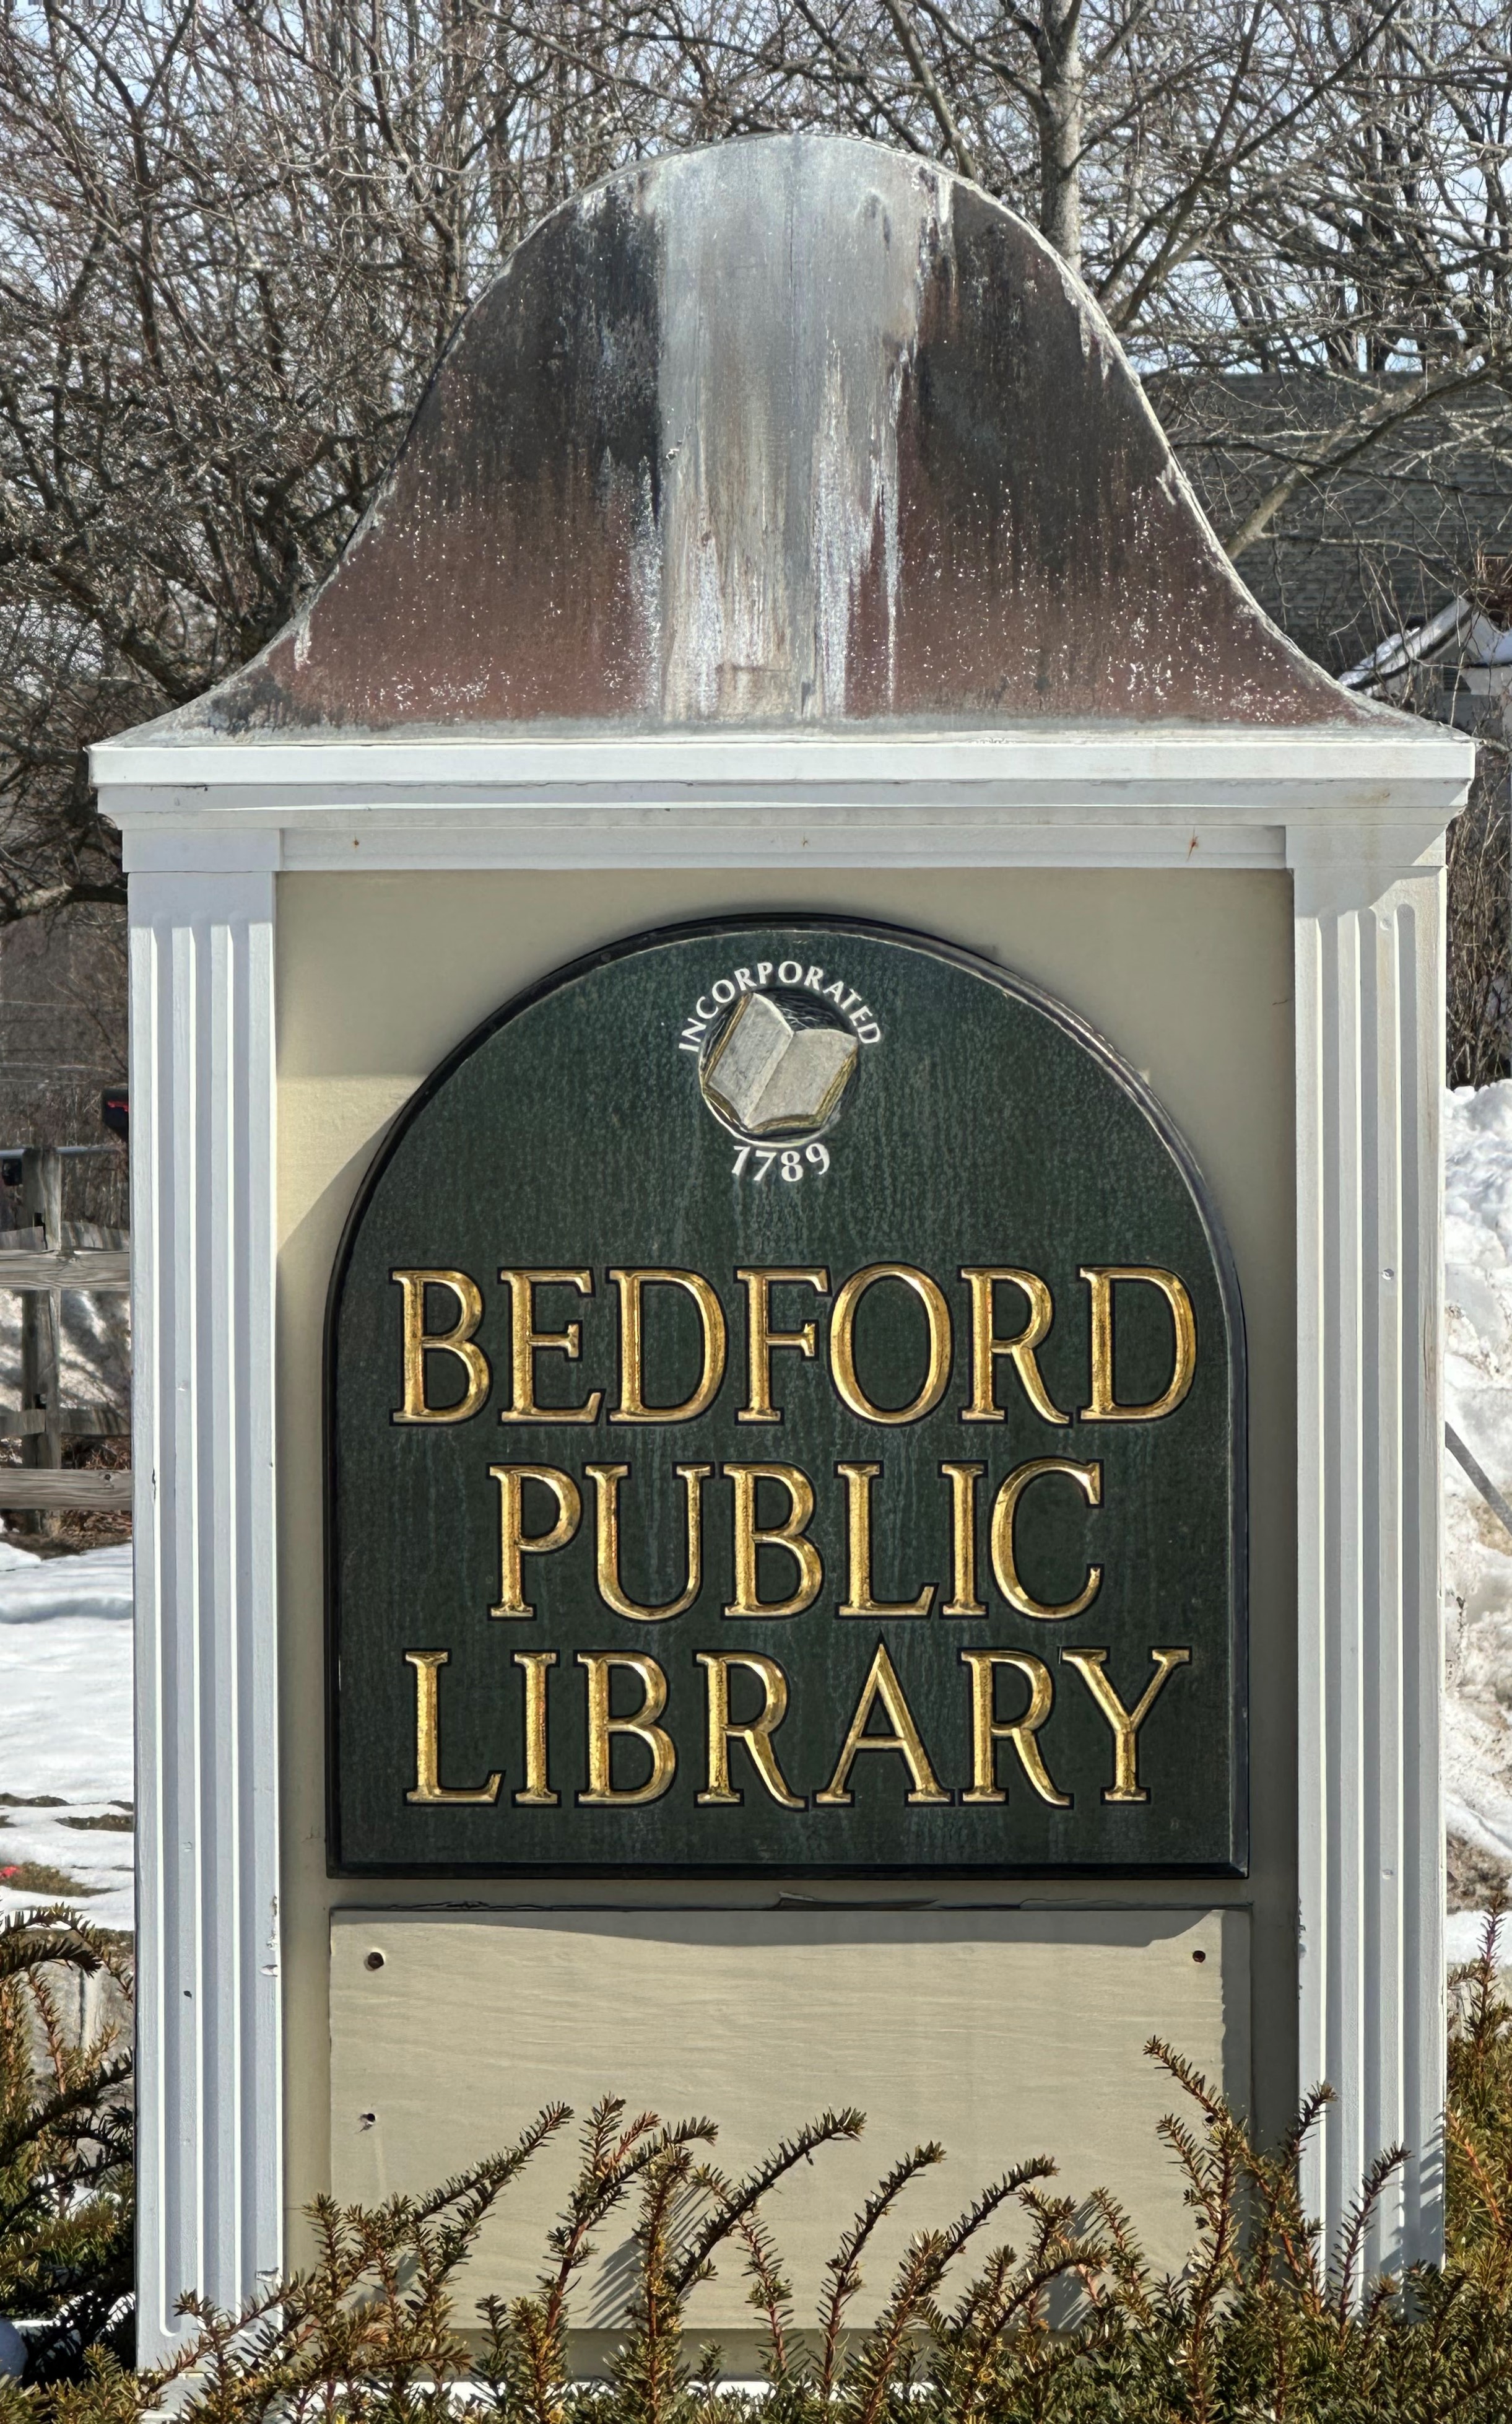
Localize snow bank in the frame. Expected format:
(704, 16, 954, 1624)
(1445, 1080, 1512, 1941)
(0, 1291, 129, 1416)
(0, 1538, 133, 1930)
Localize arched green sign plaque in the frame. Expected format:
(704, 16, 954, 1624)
(327, 918, 1246, 1875)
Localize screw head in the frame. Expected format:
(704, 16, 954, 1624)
(365, 1950, 385, 1971)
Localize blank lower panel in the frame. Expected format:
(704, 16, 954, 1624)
(329, 1906, 1249, 2332)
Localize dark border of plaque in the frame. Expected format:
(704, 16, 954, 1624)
(323, 913, 1249, 1878)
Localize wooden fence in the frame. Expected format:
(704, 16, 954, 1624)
(0, 1145, 130, 1518)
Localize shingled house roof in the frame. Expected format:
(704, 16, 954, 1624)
(131, 133, 1379, 743)
(1160, 372, 1512, 683)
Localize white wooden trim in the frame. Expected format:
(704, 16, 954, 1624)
(130, 873, 280, 2360)
(113, 730, 1470, 2327)
(95, 720, 1471, 886)
(124, 816, 1309, 874)
(1290, 837, 1446, 2269)
(94, 725, 1471, 876)
(92, 721, 1472, 804)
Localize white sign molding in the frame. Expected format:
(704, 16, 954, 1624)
(95, 714, 1471, 2354)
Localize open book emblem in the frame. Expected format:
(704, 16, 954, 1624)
(699, 992, 859, 1142)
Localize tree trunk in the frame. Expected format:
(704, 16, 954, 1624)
(1038, 0, 1084, 273)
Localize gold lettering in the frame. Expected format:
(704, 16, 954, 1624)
(1080, 1268, 1197, 1421)
(512, 1650, 558, 1806)
(990, 1459, 1102, 1620)
(577, 1653, 677, 1803)
(489, 1465, 581, 1617)
(1060, 1647, 1191, 1801)
(496, 1270, 602, 1424)
(696, 1652, 804, 1808)
(816, 1641, 949, 1805)
(941, 1462, 985, 1616)
(837, 1462, 935, 1617)
(392, 1270, 490, 1423)
(959, 1268, 1070, 1425)
(586, 1462, 709, 1621)
(404, 1650, 501, 1805)
(724, 1464, 823, 1617)
(737, 1266, 828, 1422)
(830, 1264, 952, 1425)
(610, 1269, 728, 1423)
(959, 1650, 1070, 1806)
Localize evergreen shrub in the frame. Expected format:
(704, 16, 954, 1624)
(7, 1905, 1512, 2420)
(0, 1911, 132, 2390)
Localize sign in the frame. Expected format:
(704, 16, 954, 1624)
(326, 918, 1246, 1875)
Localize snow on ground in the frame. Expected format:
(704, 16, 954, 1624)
(1443, 1079, 1512, 1961)
(0, 1082, 1511, 1954)
(0, 1538, 133, 1930)
(0, 1289, 129, 1420)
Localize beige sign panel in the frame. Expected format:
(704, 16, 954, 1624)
(331, 1905, 1248, 2342)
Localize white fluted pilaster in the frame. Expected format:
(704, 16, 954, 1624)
(129, 865, 280, 2359)
(1292, 836, 1446, 2270)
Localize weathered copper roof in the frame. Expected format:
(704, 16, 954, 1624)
(162, 133, 1373, 736)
